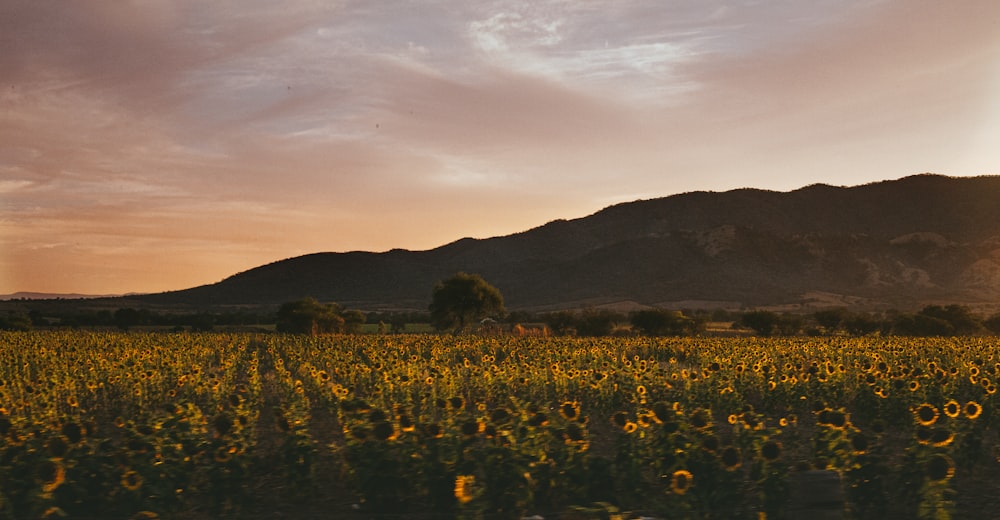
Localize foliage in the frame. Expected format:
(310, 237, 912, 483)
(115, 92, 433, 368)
(630, 309, 697, 336)
(275, 297, 346, 334)
(429, 273, 506, 332)
(0, 331, 997, 518)
(741, 311, 782, 336)
(0, 310, 32, 331)
(541, 309, 627, 337)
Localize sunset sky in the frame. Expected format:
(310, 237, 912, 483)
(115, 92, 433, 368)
(2, 1, 999, 295)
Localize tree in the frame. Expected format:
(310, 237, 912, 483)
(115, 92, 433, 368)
(574, 308, 621, 337)
(276, 297, 345, 335)
(113, 308, 146, 331)
(342, 309, 367, 334)
(740, 311, 781, 336)
(429, 272, 506, 333)
(813, 308, 849, 333)
(630, 309, 695, 336)
(0, 311, 32, 331)
(893, 305, 984, 336)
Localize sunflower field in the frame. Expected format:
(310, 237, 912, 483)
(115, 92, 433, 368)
(1, 331, 998, 519)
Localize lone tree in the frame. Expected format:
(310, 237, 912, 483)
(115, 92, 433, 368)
(429, 272, 506, 333)
(276, 297, 345, 335)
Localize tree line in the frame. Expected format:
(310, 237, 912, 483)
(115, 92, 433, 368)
(4, 272, 1000, 337)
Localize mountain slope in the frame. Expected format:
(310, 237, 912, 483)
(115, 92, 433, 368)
(139, 174, 1000, 311)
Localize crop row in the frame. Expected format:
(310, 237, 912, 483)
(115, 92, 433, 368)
(0, 332, 997, 518)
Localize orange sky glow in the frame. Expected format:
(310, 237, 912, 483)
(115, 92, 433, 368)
(2, 1, 999, 295)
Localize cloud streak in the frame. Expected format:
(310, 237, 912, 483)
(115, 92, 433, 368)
(2, 0, 999, 294)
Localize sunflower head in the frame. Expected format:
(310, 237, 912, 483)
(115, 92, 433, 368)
(689, 408, 712, 430)
(671, 469, 693, 495)
(721, 446, 742, 470)
(760, 440, 782, 462)
(454, 475, 475, 504)
(121, 470, 143, 491)
(964, 401, 983, 420)
(913, 404, 939, 426)
(850, 433, 869, 454)
(559, 401, 579, 421)
(926, 454, 955, 481)
(943, 400, 961, 418)
(38, 459, 66, 493)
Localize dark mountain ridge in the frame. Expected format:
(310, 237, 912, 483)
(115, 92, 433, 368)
(138, 174, 1000, 312)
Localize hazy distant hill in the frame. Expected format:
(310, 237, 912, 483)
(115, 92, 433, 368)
(0, 292, 123, 301)
(137, 174, 1000, 312)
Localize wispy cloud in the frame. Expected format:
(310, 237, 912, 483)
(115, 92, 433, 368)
(2, 0, 998, 293)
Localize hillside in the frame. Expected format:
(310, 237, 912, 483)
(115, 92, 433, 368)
(135, 174, 1000, 312)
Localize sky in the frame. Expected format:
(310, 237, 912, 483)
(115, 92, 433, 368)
(2, 1, 999, 295)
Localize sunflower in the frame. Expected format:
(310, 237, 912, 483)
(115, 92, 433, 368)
(39, 459, 66, 493)
(943, 400, 961, 418)
(845, 432, 868, 454)
(528, 412, 549, 427)
(367, 408, 388, 423)
(61, 422, 83, 444)
(214, 446, 232, 463)
(212, 413, 233, 436)
(741, 413, 761, 430)
(926, 454, 955, 481)
(701, 435, 720, 453)
(623, 421, 638, 434)
(424, 422, 444, 439)
(689, 408, 712, 430)
(121, 470, 143, 491)
(372, 421, 397, 441)
(41, 508, 68, 519)
(964, 401, 983, 420)
(670, 469, 693, 495)
(460, 420, 481, 438)
(652, 401, 673, 423)
(454, 475, 475, 504)
(915, 425, 934, 445)
(399, 413, 416, 432)
(760, 440, 782, 462)
(930, 428, 954, 448)
(559, 401, 579, 421)
(721, 446, 742, 470)
(913, 404, 939, 426)
(46, 436, 70, 459)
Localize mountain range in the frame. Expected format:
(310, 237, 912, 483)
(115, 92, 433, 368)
(127, 174, 1000, 313)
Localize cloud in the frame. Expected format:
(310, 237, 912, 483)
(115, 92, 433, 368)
(2, 0, 999, 293)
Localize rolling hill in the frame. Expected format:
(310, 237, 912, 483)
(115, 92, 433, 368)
(136, 174, 1000, 312)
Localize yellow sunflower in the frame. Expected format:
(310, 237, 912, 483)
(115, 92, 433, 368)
(121, 470, 143, 491)
(964, 401, 983, 420)
(454, 475, 475, 504)
(671, 469, 693, 495)
(913, 403, 939, 426)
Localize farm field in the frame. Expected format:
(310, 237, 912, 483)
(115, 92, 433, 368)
(1, 332, 998, 519)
